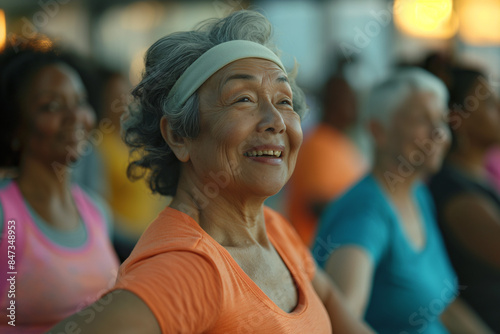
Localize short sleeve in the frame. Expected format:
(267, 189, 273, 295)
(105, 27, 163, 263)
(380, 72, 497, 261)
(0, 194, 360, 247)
(112, 251, 223, 333)
(313, 197, 390, 268)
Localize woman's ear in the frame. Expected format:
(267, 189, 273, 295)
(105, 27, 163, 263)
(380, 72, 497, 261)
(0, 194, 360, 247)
(160, 116, 190, 162)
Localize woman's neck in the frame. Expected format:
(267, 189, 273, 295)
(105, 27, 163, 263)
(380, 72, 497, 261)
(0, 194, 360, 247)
(16, 156, 72, 201)
(170, 173, 271, 249)
(371, 155, 420, 198)
(447, 146, 488, 180)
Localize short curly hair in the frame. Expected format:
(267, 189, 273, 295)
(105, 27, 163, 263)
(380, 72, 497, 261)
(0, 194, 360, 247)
(123, 10, 306, 196)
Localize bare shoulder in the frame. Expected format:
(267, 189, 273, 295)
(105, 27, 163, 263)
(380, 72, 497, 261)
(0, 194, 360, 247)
(46, 289, 160, 334)
(443, 192, 500, 269)
(444, 192, 500, 223)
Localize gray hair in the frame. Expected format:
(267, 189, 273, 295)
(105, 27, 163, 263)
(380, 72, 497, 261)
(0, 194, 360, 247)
(365, 67, 448, 126)
(123, 10, 306, 196)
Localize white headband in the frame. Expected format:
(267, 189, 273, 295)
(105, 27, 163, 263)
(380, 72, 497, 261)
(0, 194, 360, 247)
(166, 40, 286, 110)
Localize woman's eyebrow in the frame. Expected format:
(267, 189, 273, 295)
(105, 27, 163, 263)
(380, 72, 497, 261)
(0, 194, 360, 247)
(222, 73, 256, 87)
(277, 75, 289, 83)
(221, 73, 289, 89)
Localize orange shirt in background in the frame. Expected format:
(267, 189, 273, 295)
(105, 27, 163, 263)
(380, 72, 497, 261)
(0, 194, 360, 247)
(111, 206, 331, 333)
(287, 124, 368, 247)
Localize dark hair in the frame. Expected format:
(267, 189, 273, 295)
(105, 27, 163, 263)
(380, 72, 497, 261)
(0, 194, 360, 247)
(123, 10, 307, 196)
(447, 67, 485, 151)
(448, 67, 485, 109)
(0, 35, 65, 168)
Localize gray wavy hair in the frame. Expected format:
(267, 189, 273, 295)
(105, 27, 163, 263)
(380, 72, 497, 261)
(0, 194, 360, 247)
(123, 10, 306, 196)
(366, 67, 448, 126)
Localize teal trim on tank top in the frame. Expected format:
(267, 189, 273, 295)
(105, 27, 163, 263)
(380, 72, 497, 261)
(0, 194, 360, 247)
(0, 179, 87, 248)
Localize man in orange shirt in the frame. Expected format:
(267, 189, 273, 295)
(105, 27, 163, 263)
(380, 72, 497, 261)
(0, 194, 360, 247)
(287, 75, 368, 246)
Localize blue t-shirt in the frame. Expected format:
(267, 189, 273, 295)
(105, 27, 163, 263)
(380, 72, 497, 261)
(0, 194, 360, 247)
(313, 175, 457, 334)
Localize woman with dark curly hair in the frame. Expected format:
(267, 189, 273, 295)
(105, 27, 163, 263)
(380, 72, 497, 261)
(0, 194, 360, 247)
(0, 37, 119, 333)
(50, 10, 373, 334)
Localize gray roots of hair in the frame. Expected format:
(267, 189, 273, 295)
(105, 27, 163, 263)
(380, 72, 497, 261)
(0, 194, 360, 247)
(123, 10, 307, 196)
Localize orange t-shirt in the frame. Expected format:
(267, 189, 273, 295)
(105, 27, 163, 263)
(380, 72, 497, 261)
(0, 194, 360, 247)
(287, 124, 367, 247)
(112, 206, 331, 333)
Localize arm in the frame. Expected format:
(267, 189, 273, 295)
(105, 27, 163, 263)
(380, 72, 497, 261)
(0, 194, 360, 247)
(48, 251, 222, 333)
(443, 193, 500, 270)
(324, 245, 375, 318)
(312, 266, 375, 334)
(440, 297, 493, 334)
(47, 290, 160, 334)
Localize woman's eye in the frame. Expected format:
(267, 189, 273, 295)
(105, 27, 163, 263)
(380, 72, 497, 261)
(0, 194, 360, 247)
(280, 99, 293, 107)
(236, 97, 251, 103)
(40, 101, 61, 113)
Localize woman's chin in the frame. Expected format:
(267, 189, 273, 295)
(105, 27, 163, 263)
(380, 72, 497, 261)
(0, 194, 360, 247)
(243, 182, 286, 199)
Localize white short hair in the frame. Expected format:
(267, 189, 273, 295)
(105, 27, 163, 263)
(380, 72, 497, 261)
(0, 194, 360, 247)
(366, 67, 449, 126)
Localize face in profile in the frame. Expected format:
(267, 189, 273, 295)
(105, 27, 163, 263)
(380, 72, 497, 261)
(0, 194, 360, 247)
(386, 91, 451, 174)
(459, 78, 500, 148)
(20, 63, 95, 166)
(187, 58, 303, 198)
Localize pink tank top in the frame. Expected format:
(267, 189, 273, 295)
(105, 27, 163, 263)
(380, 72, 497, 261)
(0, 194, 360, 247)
(0, 181, 119, 333)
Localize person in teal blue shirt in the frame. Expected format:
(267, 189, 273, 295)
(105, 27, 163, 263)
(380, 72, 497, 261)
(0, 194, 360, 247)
(313, 68, 494, 334)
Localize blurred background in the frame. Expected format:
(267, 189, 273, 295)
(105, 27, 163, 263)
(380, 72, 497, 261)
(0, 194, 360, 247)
(2, 0, 500, 213)
(2, 0, 500, 114)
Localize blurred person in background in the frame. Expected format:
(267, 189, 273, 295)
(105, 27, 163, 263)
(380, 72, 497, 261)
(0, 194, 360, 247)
(313, 68, 493, 333)
(64, 64, 150, 262)
(50, 10, 373, 333)
(429, 67, 500, 332)
(485, 146, 500, 194)
(0, 36, 119, 333)
(96, 69, 169, 244)
(287, 71, 368, 247)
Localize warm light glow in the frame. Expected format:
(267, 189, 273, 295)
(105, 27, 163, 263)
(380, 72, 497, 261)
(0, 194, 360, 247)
(394, 0, 458, 39)
(457, 0, 500, 45)
(129, 48, 146, 86)
(0, 10, 6, 51)
(120, 1, 164, 31)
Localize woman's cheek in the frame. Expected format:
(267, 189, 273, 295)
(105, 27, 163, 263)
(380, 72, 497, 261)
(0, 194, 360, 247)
(287, 116, 303, 149)
(34, 114, 61, 136)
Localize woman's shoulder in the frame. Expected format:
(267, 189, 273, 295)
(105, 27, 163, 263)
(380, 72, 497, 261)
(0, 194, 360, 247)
(323, 175, 389, 219)
(71, 183, 114, 235)
(126, 207, 214, 261)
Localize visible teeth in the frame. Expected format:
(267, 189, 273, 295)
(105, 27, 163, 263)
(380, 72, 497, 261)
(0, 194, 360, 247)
(244, 150, 282, 157)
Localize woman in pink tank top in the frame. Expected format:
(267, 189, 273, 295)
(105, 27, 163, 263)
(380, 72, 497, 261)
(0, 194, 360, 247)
(0, 36, 119, 333)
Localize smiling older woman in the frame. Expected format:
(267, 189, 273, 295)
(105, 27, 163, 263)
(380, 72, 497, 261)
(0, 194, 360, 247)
(49, 10, 372, 334)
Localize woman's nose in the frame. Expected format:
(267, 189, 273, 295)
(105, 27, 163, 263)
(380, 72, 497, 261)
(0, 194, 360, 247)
(257, 101, 286, 134)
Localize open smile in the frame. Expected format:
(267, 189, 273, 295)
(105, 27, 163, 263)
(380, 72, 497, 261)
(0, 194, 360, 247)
(242, 145, 285, 165)
(243, 149, 282, 157)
